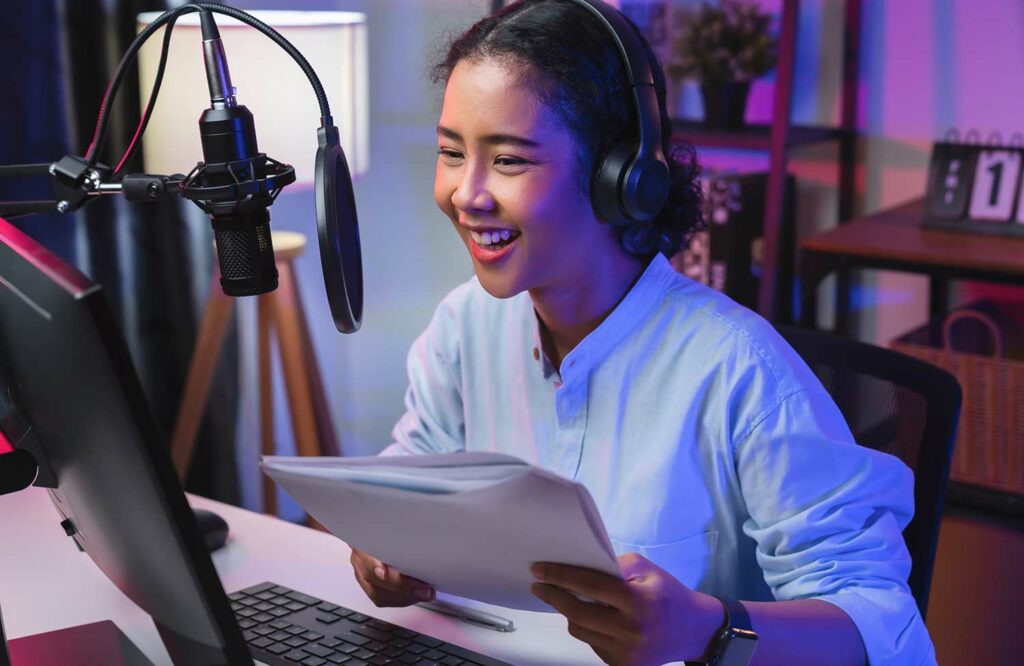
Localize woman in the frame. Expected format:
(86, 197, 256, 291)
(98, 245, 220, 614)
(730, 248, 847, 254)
(350, 1, 934, 664)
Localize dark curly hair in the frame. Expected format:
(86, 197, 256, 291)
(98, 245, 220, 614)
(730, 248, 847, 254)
(432, 0, 704, 260)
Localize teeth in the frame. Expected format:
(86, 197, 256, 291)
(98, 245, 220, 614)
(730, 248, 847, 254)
(469, 228, 519, 247)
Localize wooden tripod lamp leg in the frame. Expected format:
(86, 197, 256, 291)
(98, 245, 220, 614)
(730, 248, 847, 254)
(270, 260, 322, 459)
(170, 279, 234, 480)
(258, 292, 277, 516)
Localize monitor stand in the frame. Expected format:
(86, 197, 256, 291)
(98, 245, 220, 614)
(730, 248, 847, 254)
(4, 620, 154, 666)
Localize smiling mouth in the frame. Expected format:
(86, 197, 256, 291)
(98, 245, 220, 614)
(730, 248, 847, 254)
(469, 229, 520, 251)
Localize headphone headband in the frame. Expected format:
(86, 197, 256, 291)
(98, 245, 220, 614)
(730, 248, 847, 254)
(567, 0, 670, 226)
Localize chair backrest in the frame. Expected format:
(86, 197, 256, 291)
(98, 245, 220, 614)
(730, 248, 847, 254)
(777, 326, 962, 620)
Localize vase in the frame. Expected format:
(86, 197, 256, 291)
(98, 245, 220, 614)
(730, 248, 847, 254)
(700, 81, 750, 129)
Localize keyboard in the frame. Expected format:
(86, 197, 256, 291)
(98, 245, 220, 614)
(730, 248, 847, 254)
(230, 582, 513, 666)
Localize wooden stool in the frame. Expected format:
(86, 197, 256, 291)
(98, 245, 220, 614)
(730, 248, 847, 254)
(171, 231, 338, 515)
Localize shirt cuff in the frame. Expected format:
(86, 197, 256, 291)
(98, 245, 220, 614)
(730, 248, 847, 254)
(816, 589, 937, 666)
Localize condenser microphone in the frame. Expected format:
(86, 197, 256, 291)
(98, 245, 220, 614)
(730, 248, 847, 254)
(181, 10, 295, 297)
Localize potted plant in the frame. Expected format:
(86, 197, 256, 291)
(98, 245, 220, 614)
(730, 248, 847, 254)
(669, 0, 779, 128)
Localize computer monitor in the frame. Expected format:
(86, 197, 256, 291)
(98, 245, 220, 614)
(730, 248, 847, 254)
(0, 216, 252, 665)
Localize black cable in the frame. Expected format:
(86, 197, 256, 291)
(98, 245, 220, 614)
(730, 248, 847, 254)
(112, 8, 180, 176)
(86, 3, 206, 168)
(87, 3, 334, 170)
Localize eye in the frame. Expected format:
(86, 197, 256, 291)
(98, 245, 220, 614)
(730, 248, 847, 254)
(493, 156, 529, 169)
(437, 148, 464, 163)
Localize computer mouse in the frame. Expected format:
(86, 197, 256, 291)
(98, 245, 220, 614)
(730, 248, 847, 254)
(193, 508, 229, 552)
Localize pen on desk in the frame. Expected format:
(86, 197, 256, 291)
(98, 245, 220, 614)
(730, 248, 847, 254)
(417, 599, 515, 633)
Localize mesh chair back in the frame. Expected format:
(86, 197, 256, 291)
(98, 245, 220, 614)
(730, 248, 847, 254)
(778, 326, 962, 619)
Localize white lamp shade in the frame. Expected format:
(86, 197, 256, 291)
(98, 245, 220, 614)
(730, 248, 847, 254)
(136, 10, 369, 185)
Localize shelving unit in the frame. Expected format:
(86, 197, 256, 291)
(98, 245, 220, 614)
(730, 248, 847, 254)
(671, 0, 863, 323)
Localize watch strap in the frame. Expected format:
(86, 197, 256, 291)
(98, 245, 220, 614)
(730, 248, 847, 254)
(702, 597, 756, 666)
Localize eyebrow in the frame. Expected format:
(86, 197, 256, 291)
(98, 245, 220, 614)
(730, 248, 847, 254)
(437, 125, 540, 148)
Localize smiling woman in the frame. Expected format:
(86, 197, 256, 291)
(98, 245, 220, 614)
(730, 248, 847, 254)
(344, 2, 937, 666)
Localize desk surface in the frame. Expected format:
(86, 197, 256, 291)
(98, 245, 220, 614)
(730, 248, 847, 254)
(0, 487, 601, 666)
(799, 199, 1024, 278)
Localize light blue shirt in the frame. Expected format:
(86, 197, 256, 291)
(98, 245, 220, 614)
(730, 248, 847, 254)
(383, 254, 936, 665)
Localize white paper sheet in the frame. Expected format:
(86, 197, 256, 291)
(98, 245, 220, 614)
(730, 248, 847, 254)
(260, 453, 621, 612)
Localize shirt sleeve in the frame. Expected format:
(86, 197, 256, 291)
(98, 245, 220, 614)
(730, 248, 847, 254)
(379, 307, 466, 457)
(734, 387, 937, 666)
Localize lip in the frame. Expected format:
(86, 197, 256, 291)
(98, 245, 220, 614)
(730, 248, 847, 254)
(467, 231, 519, 265)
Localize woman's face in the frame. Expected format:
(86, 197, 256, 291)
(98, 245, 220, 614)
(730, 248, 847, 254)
(434, 57, 625, 300)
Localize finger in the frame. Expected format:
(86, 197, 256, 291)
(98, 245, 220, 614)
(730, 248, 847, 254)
(372, 563, 435, 601)
(566, 621, 620, 654)
(531, 583, 626, 637)
(353, 570, 422, 607)
(531, 562, 632, 609)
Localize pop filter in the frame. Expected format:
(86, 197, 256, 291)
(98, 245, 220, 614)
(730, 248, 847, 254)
(315, 125, 363, 333)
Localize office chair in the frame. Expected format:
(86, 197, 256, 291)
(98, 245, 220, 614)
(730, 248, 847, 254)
(777, 326, 962, 620)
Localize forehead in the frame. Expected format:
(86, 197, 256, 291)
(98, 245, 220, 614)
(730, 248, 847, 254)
(440, 58, 562, 141)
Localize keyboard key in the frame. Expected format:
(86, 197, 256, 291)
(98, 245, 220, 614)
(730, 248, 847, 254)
(285, 601, 310, 612)
(364, 641, 387, 652)
(341, 633, 370, 647)
(241, 582, 277, 595)
(367, 656, 393, 665)
(415, 637, 444, 649)
(242, 630, 259, 642)
(256, 591, 279, 601)
(253, 613, 275, 623)
(285, 648, 311, 662)
(423, 650, 446, 660)
(347, 613, 371, 623)
(302, 658, 328, 666)
(318, 602, 342, 612)
(347, 660, 370, 666)
(440, 657, 463, 666)
(288, 591, 322, 605)
(240, 597, 260, 606)
(253, 625, 277, 636)
(326, 654, 351, 665)
(367, 619, 397, 633)
(285, 636, 311, 648)
(270, 630, 293, 641)
(254, 601, 276, 611)
(304, 643, 335, 658)
(398, 655, 420, 665)
(272, 585, 294, 595)
(237, 618, 257, 629)
(270, 620, 293, 630)
(250, 636, 275, 649)
(353, 649, 376, 660)
(271, 607, 293, 617)
(237, 607, 258, 618)
(393, 629, 417, 640)
(267, 643, 291, 655)
(337, 643, 362, 655)
(303, 631, 325, 641)
(316, 613, 342, 624)
(287, 625, 309, 635)
(228, 592, 247, 601)
(353, 626, 392, 643)
(404, 644, 428, 655)
(321, 638, 343, 648)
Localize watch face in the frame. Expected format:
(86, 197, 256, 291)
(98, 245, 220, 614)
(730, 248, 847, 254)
(719, 631, 758, 666)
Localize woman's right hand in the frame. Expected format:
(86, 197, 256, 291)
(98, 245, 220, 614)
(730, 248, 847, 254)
(349, 546, 436, 607)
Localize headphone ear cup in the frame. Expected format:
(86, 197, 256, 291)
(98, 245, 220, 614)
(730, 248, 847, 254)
(592, 142, 634, 226)
(623, 156, 671, 222)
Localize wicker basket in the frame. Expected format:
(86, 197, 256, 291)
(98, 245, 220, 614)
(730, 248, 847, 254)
(891, 301, 1024, 496)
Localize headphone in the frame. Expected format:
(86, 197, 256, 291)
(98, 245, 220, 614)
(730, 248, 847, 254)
(568, 0, 671, 226)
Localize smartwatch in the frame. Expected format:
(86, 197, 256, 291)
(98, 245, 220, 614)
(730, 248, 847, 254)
(704, 597, 758, 666)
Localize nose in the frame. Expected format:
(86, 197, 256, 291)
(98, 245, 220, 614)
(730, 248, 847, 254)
(451, 163, 495, 213)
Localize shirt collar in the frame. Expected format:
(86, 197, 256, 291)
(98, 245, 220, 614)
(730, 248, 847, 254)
(528, 253, 677, 381)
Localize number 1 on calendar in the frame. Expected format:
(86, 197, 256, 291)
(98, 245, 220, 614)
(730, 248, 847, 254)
(969, 150, 1021, 221)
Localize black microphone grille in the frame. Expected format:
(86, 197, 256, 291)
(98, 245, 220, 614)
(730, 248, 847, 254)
(213, 213, 278, 296)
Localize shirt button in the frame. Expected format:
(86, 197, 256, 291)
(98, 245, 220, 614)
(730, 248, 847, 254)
(532, 347, 540, 361)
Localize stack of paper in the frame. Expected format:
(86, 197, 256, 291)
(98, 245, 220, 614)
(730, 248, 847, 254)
(260, 453, 620, 612)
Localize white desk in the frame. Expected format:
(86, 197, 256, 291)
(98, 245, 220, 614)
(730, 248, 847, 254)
(0, 486, 601, 666)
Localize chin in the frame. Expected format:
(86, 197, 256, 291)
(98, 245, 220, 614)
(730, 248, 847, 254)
(473, 267, 524, 300)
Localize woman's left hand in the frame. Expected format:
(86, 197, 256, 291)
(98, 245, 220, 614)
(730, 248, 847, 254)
(530, 553, 725, 666)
